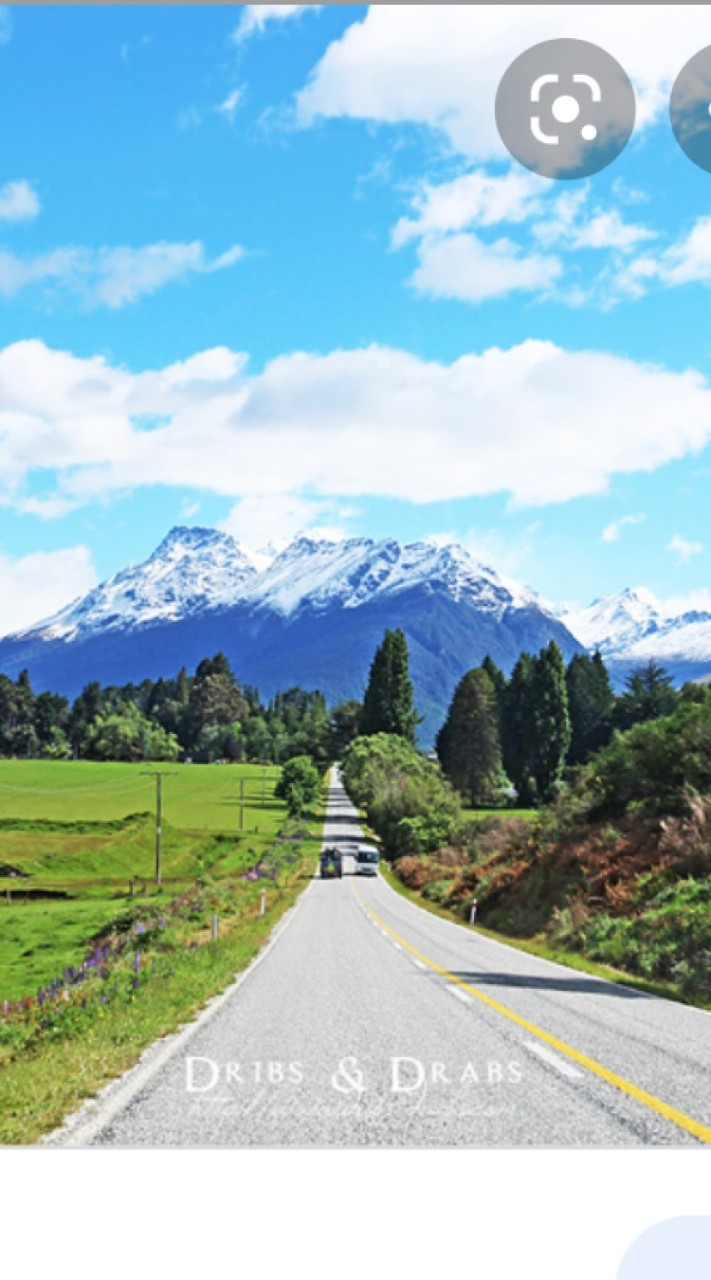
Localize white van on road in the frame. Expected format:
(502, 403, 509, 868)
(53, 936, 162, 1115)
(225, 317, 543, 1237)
(353, 845, 380, 876)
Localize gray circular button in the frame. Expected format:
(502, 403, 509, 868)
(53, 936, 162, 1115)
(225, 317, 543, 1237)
(670, 46, 711, 173)
(495, 39, 636, 180)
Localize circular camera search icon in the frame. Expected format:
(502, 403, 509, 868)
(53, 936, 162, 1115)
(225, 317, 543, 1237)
(495, 38, 636, 180)
(670, 45, 711, 173)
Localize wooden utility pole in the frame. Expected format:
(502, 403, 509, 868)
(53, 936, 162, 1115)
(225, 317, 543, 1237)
(141, 771, 177, 885)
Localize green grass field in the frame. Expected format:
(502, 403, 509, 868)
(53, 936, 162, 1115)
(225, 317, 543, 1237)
(0, 760, 301, 1003)
(0, 758, 326, 1142)
(0, 758, 281, 828)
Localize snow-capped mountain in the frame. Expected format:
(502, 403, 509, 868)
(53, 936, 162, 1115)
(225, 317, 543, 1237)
(14, 527, 544, 642)
(561, 587, 711, 680)
(0, 525, 580, 744)
(560, 588, 664, 658)
(37, 527, 258, 641)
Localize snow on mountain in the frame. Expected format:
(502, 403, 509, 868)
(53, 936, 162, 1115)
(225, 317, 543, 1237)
(560, 587, 664, 656)
(14, 523, 711, 681)
(31, 526, 258, 642)
(10, 527, 549, 643)
(562, 586, 711, 667)
(239, 535, 543, 618)
(624, 615, 711, 663)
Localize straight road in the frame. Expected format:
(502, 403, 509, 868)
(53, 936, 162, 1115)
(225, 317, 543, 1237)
(53, 770, 711, 1146)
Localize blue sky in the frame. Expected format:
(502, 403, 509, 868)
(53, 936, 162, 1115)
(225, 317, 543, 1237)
(2, 4, 711, 631)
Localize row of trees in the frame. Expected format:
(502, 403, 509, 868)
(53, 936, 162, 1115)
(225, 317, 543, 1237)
(436, 646, 683, 806)
(0, 656, 339, 765)
(0, 626, 686, 787)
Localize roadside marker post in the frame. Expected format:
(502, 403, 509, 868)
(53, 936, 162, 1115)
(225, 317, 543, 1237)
(211, 913, 218, 941)
(469, 899, 478, 925)
(260, 890, 266, 916)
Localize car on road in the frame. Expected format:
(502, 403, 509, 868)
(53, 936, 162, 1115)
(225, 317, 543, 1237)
(353, 845, 380, 876)
(320, 847, 343, 879)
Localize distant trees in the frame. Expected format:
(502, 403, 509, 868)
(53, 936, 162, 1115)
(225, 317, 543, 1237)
(0, 628, 691, 798)
(574, 686, 711, 821)
(275, 755, 321, 816)
(330, 699, 362, 757)
(529, 641, 572, 802)
(85, 704, 179, 762)
(360, 628, 419, 743)
(613, 659, 678, 731)
(0, 655, 337, 766)
(438, 648, 685, 810)
(342, 733, 460, 854)
(436, 668, 503, 805)
(497, 643, 571, 804)
(566, 651, 615, 765)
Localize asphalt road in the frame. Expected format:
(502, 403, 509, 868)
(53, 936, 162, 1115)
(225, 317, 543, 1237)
(52, 770, 711, 1147)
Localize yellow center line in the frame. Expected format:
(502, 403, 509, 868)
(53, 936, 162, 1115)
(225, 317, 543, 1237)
(354, 887, 711, 1146)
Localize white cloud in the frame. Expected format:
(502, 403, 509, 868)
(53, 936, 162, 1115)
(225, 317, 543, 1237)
(430, 522, 541, 577)
(602, 513, 646, 543)
(0, 545, 97, 636)
(391, 173, 656, 307)
(615, 216, 711, 298)
(660, 588, 711, 616)
(655, 216, 711, 286)
(220, 493, 353, 552)
(391, 170, 546, 248)
(233, 5, 321, 44)
(569, 211, 655, 253)
(0, 9, 10, 45)
(668, 534, 704, 564)
(4, 338, 711, 515)
(408, 231, 561, 302)
(0, 180, 40, 223)
(218, 88, 243, 120)
(296, 6, 711, 157)
(0, 240, 244, 308)
(534, 201, 655, 253)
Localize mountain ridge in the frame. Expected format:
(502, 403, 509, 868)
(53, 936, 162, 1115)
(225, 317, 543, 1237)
(2, 525, 709, 744)
(0, 525, 579, 745)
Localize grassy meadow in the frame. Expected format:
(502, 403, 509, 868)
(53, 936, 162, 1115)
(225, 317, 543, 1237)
(0, 759, 324, 1142)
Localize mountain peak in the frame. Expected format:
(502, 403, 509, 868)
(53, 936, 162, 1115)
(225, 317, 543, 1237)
(562, 586, 663, 656)
(152, 525, 245, 558)
(10, 525, 546, 642)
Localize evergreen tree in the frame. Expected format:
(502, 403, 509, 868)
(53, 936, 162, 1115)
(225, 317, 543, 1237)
(566, 650, 615, 765)
(360, 628, 418, 743)
(501, 652, 538, 804)
(481, 653, 506, 759)
(530, 641, 571, 801)
(614, 660, 678, 731)
(481, 654, 506, 698)
(436, 668, 502, 804)
(330, 699, 362, 756)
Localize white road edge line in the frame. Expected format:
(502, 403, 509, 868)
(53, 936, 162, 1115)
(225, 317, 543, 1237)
(42, 868, 319, 1148)
(524, 1041, 583, 1080)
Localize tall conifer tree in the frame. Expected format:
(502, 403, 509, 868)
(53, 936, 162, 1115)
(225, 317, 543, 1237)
(361, 628, 418, 743)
